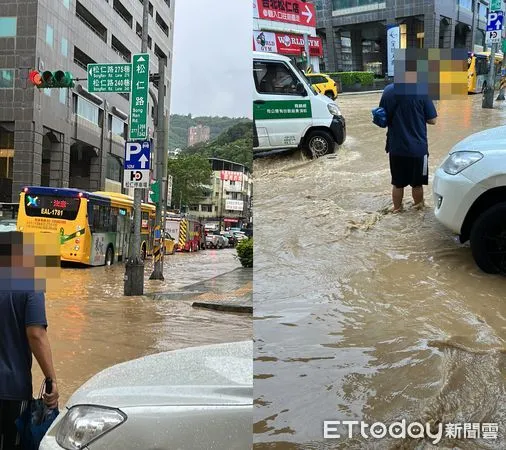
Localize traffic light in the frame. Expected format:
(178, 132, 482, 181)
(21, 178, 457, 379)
(149, 180, 160, 203)
(28, 70, 74, 89)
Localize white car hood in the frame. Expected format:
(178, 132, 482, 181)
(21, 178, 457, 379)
(66, 341, 252, 409)
(451, 125, 506, 153)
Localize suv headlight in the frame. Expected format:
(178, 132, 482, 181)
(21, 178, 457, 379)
(441, 151, 483, 175)
(327, 103, 341, 116)
(56, 405, 126, 449)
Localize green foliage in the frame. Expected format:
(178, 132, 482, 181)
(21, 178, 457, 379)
(169, 115, 251, 151)
(327, 72, 375, 86)
(182, 121, 253, 170)
(236, 238, 253, 268)
(167, 155, 213, 210)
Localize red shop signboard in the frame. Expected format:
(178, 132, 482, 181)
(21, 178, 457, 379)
(276, 33, 322, 56)
(256, 0, 316, 28)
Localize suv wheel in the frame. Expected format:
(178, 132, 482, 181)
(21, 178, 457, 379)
(470, 202, 506, 274)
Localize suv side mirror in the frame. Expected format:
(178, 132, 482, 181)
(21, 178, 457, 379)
(296, 82, 307, 96)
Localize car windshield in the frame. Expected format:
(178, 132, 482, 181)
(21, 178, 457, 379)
(289, 60, 318, 95)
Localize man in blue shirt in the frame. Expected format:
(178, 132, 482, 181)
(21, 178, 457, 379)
(0, 232, 59, 449)
(379, 83, 437, 212)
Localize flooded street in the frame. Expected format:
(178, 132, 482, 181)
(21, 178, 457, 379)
(253, 93, 506, 449)
(32, 248, 252, 405)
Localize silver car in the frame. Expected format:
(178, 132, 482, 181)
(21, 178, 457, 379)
(40, 341, 252, 450)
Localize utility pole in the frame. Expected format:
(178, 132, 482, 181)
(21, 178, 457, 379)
(124, 0, 149, 296)
(149, 57, 166, 280)
(483, 42, 499, 108)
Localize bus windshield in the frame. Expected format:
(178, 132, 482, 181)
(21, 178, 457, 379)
(24, 194, 81, 220)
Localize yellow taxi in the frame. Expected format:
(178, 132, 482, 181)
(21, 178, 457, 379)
(305, 73, 338, 100)
(163, 231, 176, 255)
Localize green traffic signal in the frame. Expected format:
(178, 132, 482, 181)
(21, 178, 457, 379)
(150, 180, 160, 203)
(54, 70, 75, 88)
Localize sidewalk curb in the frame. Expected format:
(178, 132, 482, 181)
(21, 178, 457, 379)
(192, 302, 252, 314)
(339, 90, 384, 96)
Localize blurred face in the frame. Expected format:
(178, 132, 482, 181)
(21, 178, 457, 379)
(0, 232, 61, 292)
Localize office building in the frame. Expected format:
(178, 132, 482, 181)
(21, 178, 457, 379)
(187, 124, 210, 147)
(316, 0, 500, 74)
(0, 0, 174, 202)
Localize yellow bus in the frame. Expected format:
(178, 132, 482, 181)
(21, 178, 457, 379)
(467, 51, 503, 93)
(17, 186, 156, 266)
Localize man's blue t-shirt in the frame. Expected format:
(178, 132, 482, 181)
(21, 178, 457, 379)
(0, 291, 47, 400)
(379, 83, 437, 157)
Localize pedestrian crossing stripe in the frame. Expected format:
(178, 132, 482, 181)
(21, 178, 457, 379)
(178, 219, 187, 250)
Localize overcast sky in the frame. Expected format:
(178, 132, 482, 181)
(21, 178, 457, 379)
(170, 0, 251, 119)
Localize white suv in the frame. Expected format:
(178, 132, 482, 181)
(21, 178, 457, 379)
(433, 125, 506, 274)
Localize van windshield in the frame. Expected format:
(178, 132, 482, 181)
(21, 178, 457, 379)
(288, 61, 318, 95)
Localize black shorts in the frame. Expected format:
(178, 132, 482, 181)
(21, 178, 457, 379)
(0, 399, 29, 449)
(389, 154, 428, 188)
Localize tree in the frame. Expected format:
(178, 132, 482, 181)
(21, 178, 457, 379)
(167, 154, 213, 210)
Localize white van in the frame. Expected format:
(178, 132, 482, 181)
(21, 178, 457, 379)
(253, 51, 346, 158)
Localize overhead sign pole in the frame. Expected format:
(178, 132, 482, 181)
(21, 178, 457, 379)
(124, 0, 150, 296)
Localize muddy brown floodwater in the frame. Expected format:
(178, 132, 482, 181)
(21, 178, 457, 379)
(253, 93, 506, 449)
(31, 249, 252, 405)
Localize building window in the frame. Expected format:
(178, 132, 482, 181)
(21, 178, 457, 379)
(76, 96, 100, 124)
(0, 70, 14, 88)
(332, 0, 384, 10)
(156, 13, 169, 36)
(479, 3, 488, 18)
(458, 0, 472, 10)
(189, 205, 199, 212)
(0, 18, 17, 37)
(46, 25, 53, 47)
(113, 0, 133, 27)
(400, 23, 407, 49)
(63, 0, 70, 9)
(201, 205, 213, 212)
(44, 88, 51, 97)
(106, 154, 122, 182)
(61, 37, 68, 57)
(110, 115, 126, 138)
(59, 88, 67, 104)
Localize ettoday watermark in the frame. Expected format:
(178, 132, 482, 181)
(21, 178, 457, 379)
(323, 420, 499, 444)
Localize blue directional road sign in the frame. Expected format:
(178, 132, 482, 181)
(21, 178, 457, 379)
(124, 141, 151, 170)
(486, 11, 504, 32)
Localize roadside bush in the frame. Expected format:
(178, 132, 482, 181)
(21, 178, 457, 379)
(327, 71, 375, 87)
(236, 238, 253, 268)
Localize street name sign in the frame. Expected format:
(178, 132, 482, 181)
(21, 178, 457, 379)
(486, 11, 504, 31)
(123, 169, 150, 189)
(129, 53, 150, 140)
(124, 141, 151, 170)
(491, 0, 502, 11)
(87, 63, 132, 93)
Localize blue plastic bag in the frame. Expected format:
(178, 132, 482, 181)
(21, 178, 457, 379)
(371, 106, 388, 128)
(15, 398, 59, 450)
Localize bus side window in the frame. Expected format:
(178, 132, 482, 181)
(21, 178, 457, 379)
(92, 205, 101, 232)
(111, 207, 118, 232)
